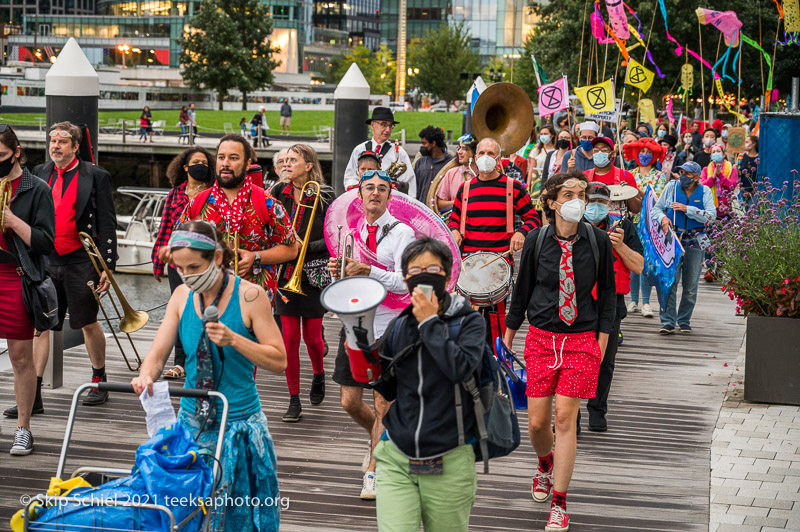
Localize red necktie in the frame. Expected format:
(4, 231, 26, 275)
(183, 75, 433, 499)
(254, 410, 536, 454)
(52, 167, 66, 205)
(366, 225, 379, 253)
(556, 238, 577, 325)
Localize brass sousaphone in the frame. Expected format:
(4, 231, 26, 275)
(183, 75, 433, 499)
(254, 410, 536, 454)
(426, 82, 535, 213)
(471, 82, 535, 156)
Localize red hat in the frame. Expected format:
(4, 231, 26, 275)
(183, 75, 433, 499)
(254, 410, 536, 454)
(591, 136, 614, 150)
(712, 119, 724, 132)
(621, 137, 666, 165)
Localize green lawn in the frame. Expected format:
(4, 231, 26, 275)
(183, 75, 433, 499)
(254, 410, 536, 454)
(0, 109, 465, 138)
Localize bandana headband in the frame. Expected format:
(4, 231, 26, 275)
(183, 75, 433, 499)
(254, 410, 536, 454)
(168, 230, 220, 251)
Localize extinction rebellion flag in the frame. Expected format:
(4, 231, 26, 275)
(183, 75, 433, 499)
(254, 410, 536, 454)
(638, 185, 683, 308)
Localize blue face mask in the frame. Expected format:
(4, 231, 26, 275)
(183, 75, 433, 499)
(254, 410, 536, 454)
(584, 202, 609, 223)
(638, 153, 654, 166)
(539, 134, 551, 145)
(679, 174, 695, 189)
(657, 130, 666, 138)
(592, 151, 610, 168)
(711, 152, 724, 164)
(580, 139, 593, 151)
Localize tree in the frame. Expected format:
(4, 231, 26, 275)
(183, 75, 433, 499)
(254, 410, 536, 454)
(407, 22, 480, 107)
(179, 0, 280, 110)
(325, 45, 397, 96)
(525, 0, 799, 112)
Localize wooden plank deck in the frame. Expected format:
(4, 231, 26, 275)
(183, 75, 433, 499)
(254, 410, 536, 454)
(0, 282, 744, 531)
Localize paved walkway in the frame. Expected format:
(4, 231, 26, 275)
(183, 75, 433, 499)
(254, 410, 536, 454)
(0, 282, 776, 530)
(710, 343, 800, 531)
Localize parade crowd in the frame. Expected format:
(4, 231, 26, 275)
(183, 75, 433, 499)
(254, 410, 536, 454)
(0, 104, 754, 531)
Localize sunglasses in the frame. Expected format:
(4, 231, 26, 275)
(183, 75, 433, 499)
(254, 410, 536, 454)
(49, 130, 73, 138)
(556, 179, 588, 189)
(0, 124, 9, 133)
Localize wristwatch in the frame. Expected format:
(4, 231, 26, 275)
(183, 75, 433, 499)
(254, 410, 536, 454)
(252, 252, 262, 275)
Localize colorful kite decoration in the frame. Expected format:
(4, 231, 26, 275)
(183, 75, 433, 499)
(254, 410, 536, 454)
(681, 64, 694, 95)
(695, 8, 742, 46)
(605, 0, 630, 40)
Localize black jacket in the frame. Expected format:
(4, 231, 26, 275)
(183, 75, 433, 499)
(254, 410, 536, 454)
(33, 159, 118, 270)
(374, 294, 486, 459)
(2, 168, 55, 282)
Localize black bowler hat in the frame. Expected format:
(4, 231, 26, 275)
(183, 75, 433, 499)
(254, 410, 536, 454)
(661, 134, 678, 148)
(366, 107, 399, 125)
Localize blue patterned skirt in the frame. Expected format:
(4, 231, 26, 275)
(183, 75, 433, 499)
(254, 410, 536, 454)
(178, 408, 281, 531)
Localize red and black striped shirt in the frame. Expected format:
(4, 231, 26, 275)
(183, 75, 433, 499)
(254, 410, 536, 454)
(447, 175, 541, 254)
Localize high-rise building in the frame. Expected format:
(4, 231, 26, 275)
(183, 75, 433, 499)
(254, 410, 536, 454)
(2, 0, 307, 71)
(379, 0, 450, 52)
(452, 0, 537, 62)
(305, 0, 380, 78)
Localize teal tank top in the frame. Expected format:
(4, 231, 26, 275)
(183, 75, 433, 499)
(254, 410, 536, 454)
(178, 276, 262, 421)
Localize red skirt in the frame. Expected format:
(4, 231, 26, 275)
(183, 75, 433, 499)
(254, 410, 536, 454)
(0, 263, 34, 340)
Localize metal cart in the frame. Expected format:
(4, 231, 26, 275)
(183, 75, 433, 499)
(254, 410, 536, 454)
(23, 382, 229, 531)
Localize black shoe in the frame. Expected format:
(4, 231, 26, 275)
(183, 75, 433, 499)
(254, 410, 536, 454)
(83, 375, 109, 406)
(659, 325, 675, 335)
(4, 399, 44, 419)
(282, 395, 302, 422)
(588, 414, 608, 432)
(310, 372, 325, 405)
(323, 337, 329, 358)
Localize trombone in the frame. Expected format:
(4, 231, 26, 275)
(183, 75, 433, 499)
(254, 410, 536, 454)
(0, 178, 13, 232)
(335, 224, 355, 280)
(79, 232, 148, 372)
(282, 180, 321, 295)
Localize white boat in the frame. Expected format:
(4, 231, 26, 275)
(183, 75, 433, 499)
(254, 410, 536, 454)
(115, 187, 170, 275)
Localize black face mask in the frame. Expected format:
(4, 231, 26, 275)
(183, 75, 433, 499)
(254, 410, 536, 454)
(187, 163, 209, 182)
(406, 272, 448, 302)
(0, 154, 15, 178)
(419, 146, 431, 157)
(556, 139, 571, 150)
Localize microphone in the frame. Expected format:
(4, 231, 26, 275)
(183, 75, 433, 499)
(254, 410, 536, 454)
(204, 305, 219, 323)
(203, 305, 223, 361)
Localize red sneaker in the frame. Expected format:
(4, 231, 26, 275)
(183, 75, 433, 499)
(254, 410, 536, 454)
(704, 271, 715, 282)
(531, 467, 552, 503)
(545, 505, 570, 532)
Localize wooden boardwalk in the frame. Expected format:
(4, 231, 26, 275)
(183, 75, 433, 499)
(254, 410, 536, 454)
(0, 282, 745, 531)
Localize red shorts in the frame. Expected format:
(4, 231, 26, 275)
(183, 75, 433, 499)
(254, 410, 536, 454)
(523, 326, 601, 399)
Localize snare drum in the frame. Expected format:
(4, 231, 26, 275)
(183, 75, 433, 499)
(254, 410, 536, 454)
(456, 252, 512, 307)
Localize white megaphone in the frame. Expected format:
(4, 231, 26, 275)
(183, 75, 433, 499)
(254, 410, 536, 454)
(321, 276, 387, 383)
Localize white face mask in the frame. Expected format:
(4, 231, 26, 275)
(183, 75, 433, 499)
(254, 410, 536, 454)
(554, 198, 586, 223)
(179, 261, 222, 293)
(475, 154, 498, 173)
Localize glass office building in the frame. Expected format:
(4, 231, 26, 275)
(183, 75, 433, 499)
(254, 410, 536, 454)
(4, 0, 306, 71)
(451, 0, 537, 62)
(380, 0, 450, 52)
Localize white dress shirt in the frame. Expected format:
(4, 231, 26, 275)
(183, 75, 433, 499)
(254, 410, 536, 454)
(343, 138, 417, 198)
(358, 209, 416, 337)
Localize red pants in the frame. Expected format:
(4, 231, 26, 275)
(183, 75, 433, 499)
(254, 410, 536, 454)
(281, 315, 325, 395)
(523, 326, 601, 399)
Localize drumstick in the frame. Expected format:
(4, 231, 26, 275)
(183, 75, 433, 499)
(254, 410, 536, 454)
(478, 249, 514, 269)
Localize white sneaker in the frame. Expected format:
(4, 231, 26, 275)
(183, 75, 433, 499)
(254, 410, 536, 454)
(641, 304, 655, 318)
(360, 471, 376, 500)
(361, 446, 371, 474)
(626, 301, 639, 313)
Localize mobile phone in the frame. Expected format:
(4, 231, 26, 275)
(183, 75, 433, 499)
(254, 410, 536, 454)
(418, 284, 434, 299)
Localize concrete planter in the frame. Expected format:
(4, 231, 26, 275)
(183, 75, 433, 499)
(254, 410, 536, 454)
(744, 315, 800, 406)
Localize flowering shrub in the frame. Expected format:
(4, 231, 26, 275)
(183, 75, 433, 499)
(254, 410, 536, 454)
(707, 177, 800, 318)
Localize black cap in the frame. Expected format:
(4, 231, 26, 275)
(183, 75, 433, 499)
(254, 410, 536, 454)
(587, 181, 611, 200)
(661, 134, 678, 148)
(366, 107, 399, 125)
(358, 150, 381, 164)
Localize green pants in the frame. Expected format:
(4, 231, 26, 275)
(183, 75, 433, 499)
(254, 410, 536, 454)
(374, 440, 477, 532)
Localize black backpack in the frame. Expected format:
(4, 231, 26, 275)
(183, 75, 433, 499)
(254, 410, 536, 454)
(384, 314, 521, 473)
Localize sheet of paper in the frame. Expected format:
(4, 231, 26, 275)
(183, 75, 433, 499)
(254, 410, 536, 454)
(139, 380, 176, 437)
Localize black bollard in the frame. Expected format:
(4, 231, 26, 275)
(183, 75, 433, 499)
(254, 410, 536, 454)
(333, 63, 370, 196)
(45, 38, 100, 163)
